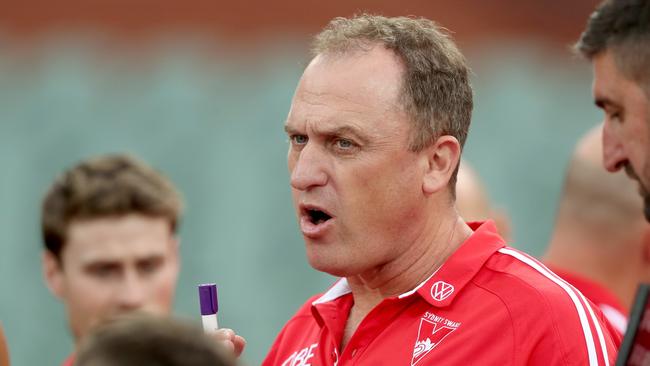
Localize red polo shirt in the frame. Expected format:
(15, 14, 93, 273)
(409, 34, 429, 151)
(263, 222, 618, 365)
(547, 267, 628, 341)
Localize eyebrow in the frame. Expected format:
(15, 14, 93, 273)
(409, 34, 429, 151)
(594, 96, 622, 110)
(81, 252, 164, 265)
(284, 123, 370, 144)
(83, 260, 122, 270)
(324, 126, 369, 143)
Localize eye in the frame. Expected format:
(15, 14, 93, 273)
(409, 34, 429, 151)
(604, 107, 622, 123)
(335, 138, 353, 149)
(332, 138, 359, 153)
(138, 257, 163, 275)
(87, 263, 120, 279)
(290, 135, 308, 145)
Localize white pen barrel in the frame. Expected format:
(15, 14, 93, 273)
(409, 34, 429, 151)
(202, 313, 219, 333)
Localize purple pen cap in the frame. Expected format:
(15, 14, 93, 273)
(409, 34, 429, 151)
(198, 283, 218, 315)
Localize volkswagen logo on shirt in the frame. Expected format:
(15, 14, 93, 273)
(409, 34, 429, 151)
(430, 281, 454, 302)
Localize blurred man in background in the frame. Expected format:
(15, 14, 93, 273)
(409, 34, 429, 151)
(576, 0, 650, 221)
(456, 161, 511, 240)
(264, 14, 617, 365)
(41, 154, 183, 366)
(75, 314, 237, 366)
(544, 126, 650, 340)
(41, 154, 244, 366)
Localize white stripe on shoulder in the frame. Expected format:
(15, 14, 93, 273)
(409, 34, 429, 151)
(576, 289, 611, 365)
(600, 304, 627, 335)
(498, 248, 608, 366)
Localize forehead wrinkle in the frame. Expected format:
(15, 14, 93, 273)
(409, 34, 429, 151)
(297, 110, 399, 145)
(298, 84, 400, 115)
(294, 89, 401, 128)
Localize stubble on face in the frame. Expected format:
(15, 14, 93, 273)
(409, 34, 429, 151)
(594, 51, 650, 221)
(624, 162, 650, 221)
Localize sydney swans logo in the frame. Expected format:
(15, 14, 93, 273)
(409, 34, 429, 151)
(411, 312, 460, 366)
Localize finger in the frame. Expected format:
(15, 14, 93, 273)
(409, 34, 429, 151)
(220, 339, 235, 353)
(214, 328, 235, 341)
(233, 335, 247, 357)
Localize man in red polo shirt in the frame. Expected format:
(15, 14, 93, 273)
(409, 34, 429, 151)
(264, 14, 618, 365)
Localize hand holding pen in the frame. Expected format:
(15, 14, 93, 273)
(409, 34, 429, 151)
(198, 284, 247, 357)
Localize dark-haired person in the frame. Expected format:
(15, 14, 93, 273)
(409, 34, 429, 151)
(263, 14, 618, 365)
(41, 154, 244, 366)
(76, 314, 237, 366)
(576, 0, 650, 222)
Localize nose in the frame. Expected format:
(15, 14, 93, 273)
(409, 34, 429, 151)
(602, 121, 626, 172)
(289, 143, 328, 191)
(115, 270, 146, 311)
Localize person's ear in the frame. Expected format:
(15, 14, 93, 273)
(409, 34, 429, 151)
(422, 135, 462, 195)
(42, 250, 65, 299)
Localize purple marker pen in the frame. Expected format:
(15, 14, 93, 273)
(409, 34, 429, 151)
(198, 283, 219, 333)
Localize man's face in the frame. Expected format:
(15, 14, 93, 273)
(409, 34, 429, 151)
(285, 46, 433, 278)
(43, 214, 179, 343)
(593, 50, 650, 220)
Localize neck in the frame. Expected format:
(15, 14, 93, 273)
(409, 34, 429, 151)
(347, 212, 472, 315)
(338, 212, 471, 351)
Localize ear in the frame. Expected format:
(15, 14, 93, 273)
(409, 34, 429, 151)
(42, 251, 65, 300)
(422, 135, 462, 195)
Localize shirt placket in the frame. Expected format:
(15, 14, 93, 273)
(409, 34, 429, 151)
(312, 296, 353, 366)
(337, 296, 414, 365)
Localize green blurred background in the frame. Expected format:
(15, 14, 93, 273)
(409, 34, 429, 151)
(0, 1, 603, 365)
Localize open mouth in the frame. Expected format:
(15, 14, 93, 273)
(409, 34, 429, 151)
(306, 208, 332, 225)
(299, 204, 334, 237)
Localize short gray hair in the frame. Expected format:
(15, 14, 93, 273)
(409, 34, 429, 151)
(312, 14, 473, 151)
(312, 14, 473, 190)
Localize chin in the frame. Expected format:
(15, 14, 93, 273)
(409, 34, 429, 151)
(71, 323, 91, 344)
(305, 251, 351, 277)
